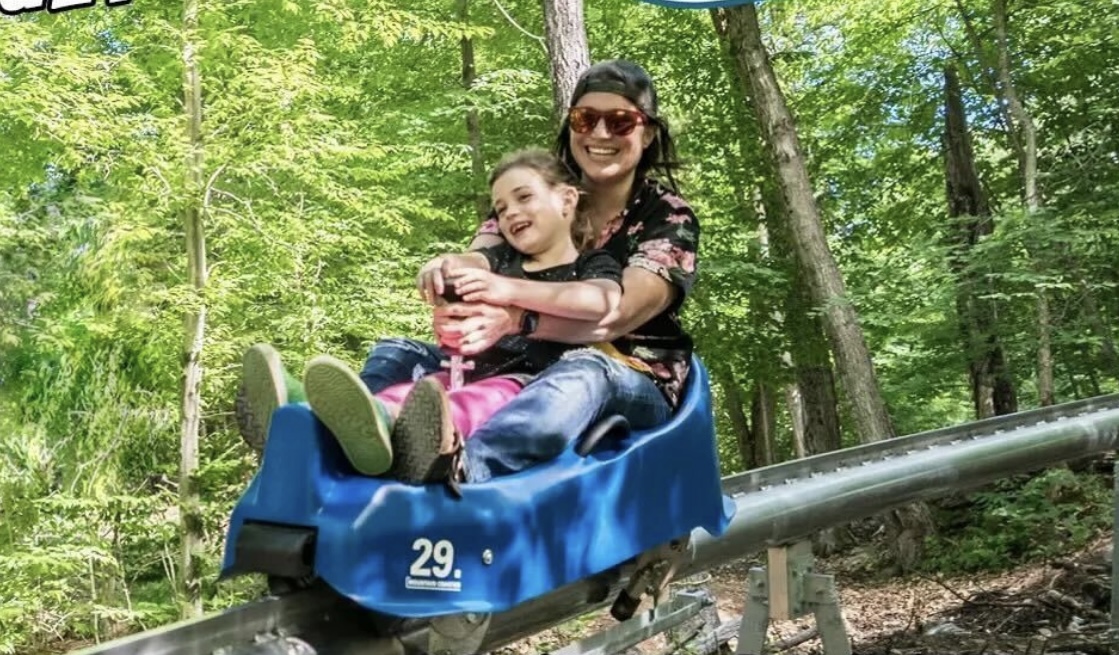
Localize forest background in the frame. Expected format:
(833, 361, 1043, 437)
(0, 0, 1116, 652)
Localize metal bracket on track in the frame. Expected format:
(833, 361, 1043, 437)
(610, 535, 694, 621)
(735, 541, 850, 655)
(542, 590, 711, 655)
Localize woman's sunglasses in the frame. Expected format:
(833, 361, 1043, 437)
(568, 107, 649, 137)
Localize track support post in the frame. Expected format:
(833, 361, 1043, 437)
(734, 542, 850, 655)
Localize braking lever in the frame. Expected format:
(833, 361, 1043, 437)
(439, 286, 474, 390)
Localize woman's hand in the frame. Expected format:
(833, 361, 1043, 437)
(434, 302, 522, 355)
(445, 269, 520, 306)
(416, 253, 489, 304)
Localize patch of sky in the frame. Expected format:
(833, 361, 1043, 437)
(782, 12, 846, 95)
(28, 163, 69, 199)
(95, 28, 128, 55)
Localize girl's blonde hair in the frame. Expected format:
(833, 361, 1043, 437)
(488, 148, 595, 251)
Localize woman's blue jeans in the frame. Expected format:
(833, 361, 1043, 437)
(359, 337, 672, 482)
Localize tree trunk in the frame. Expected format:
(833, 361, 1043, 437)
(179, 0, 205, 619)
(942, 65, 1017, 418)
(1080, 281, 1119, 382)
(797, 358, 841, 455)
(764, 190, 842, 456)
(991, 0, 1054, 405)
(992, 0, 1039, 212)
(952, 0, 1017, 141)
(750, 382, 776, 468)
(784, 377, 807, 458)
(457, 0, 487, 219)
(778, 227, 842, 456)
(542, 0, 590, 121)
(715, 20, 842, 462)
(720, 370, 756, 470)
(1037, 290, 1055, 405)
(722, 3, 894, 444)
(753, 190, 839, 459)
(716, 4, 933, 567)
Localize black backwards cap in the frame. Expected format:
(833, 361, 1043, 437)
(569, 59, 659, 120)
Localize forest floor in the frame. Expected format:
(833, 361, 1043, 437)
(499, 533, 1116, 655)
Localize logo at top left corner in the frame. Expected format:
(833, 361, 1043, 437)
(1, 0, 133, 17)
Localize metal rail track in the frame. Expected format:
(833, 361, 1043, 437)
(723, 392, 1119, 495)
(73, 393, 1119, 655)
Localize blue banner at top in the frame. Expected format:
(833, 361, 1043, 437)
(636, 0, 757, 7)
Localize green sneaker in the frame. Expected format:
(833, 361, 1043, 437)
(303, 355, 394, 476)
(237, 343, 305, 454)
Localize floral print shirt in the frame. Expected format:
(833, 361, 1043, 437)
(477, 177, 700, 408)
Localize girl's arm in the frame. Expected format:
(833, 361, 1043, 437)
(450, 269, 621, 321)
(503, 277, 621, 321)
(519, 267, 671, 341)
(433, 269, 667, 355)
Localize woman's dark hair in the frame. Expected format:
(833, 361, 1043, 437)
(488, 148, 596, 251)
(554, 59, 683, 193)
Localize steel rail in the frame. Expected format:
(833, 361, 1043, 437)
(72, 394, 1119, 655)
(723, 392, 1119, 495)
(693, 401, 1119, 567)
(70, 585, 347, 655)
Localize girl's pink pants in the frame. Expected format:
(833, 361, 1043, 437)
(374, 372, 523, 439)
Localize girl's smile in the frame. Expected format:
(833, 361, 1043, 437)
(489, 165, 580, 267)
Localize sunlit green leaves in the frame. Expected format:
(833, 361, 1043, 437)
(0, 0, 1116, 648)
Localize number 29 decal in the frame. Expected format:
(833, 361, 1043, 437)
(405, 538, 462, 592)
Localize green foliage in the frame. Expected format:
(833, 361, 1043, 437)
(0, 0, 1117, 650)
(920, 469, 1112, 574)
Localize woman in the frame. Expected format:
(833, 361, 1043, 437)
(238, 59, 700, 488)
(392, 59, 700, 486)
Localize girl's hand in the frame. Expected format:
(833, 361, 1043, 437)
(416, 253, 489, 304)
(446, 269, 519, 306)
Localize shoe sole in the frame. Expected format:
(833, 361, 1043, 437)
(390, 378, 454, 484)
(304, 355, 392, 476)
(241, 344, 287, 452)
(235, 384, 265, 453)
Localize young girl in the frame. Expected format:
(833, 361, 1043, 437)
(264, 148, 624, 478)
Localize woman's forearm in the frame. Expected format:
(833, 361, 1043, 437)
(526, 313, 612, 344)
